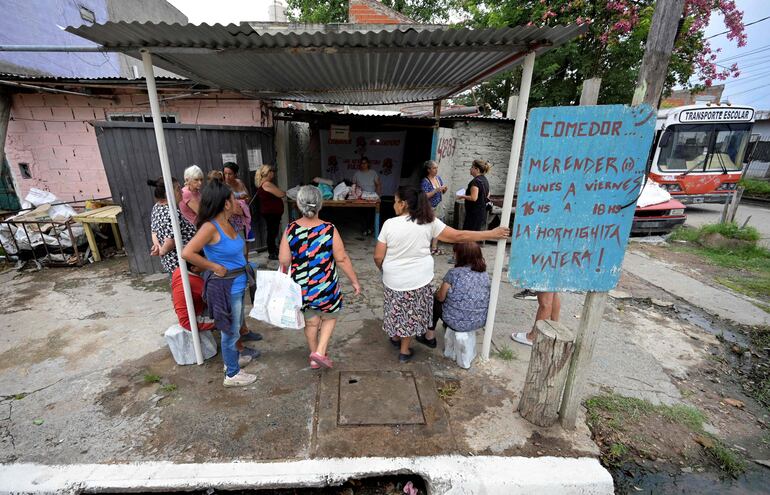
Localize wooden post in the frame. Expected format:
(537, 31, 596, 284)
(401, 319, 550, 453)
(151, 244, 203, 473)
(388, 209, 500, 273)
(632, 0, 686, 107)
(559, 292, 608, 428)
(519, 320, 575, 427)
(727, 186, 744, 223)
(579, 78, 602, 106)
(560, 0, 685, 429)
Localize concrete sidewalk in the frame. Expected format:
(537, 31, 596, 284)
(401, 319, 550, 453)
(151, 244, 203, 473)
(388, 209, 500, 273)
(1, 234, 730, 492)
(622, 250, 770, 327)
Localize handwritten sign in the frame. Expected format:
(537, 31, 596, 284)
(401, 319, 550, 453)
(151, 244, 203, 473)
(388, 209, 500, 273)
(509, 104, 656, 292)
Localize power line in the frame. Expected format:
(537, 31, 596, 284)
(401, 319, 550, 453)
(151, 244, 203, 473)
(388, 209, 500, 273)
(706, 15, 770, 39)
(717, 43, 770, 63)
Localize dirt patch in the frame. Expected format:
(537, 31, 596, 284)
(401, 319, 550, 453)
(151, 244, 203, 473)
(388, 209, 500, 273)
(0, 280, 50, 314)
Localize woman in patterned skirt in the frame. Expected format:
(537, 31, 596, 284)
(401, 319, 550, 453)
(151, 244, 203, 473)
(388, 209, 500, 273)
(373, 186, 509, 363)
(279, 185, 361, 369)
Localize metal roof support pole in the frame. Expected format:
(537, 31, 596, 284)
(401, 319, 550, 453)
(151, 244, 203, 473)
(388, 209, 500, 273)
(430, 100, 442, 160)
(481, 50, 536, 361)
(141, 49, 204, 365)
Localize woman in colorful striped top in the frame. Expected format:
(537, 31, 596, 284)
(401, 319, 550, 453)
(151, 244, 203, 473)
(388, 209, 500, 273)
(279, 185, 361, 370)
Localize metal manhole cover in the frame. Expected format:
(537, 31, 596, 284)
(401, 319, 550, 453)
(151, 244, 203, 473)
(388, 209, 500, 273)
(338, 371, 425, 425)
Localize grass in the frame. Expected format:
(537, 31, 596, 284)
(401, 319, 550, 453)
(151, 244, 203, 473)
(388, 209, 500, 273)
(143, 373, 161, 384)
(437, 383, 459, 401)
(668, 224, 770, 302)
(494, 345, 515, 361)
(699, 222, 761, 242)
(740, 177, 770, 199)
(160, 383, 177, 393)
(585, 393, 745, 477)
(706, 442, 746, 478)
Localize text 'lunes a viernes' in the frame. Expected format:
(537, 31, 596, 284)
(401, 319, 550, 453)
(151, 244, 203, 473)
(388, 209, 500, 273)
(509, 105, 657, 292)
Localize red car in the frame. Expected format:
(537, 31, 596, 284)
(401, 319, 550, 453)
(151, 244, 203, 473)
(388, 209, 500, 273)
(631, 198, 687, 235)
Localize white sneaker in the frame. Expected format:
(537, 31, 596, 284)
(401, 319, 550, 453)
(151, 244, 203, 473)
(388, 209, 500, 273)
(511, 332, 533, 347)
(222, 354, 253, 372)
(223, 370, 257, 387)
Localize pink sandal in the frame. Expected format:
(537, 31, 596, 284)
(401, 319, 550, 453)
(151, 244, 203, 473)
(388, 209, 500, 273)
(310, 352, 333, 369)
(309, 358, 321, 370)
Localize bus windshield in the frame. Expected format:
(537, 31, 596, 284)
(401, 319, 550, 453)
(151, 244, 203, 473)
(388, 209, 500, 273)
(656, 123, 751, 173)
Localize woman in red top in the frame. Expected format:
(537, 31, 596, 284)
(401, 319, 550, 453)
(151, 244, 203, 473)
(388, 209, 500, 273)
(255, 165, 285, 260)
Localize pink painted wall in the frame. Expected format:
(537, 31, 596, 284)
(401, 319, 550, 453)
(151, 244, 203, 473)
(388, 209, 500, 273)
(5, 92, 271, 203)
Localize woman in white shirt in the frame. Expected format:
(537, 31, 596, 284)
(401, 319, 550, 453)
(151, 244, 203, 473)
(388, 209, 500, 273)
(373, 186, 509, 363)
(353, 156, 381, 235)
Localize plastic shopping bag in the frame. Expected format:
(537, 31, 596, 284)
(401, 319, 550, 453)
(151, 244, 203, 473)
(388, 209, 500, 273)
(249, 269, 305, 329)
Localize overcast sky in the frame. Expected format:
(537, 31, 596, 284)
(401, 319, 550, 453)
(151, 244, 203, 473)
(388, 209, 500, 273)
(168, 0, 770, 109)
(704, 0, 770, 109)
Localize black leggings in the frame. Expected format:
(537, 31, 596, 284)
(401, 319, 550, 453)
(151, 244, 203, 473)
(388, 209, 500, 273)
(263, 213, 281, 256)
(431, 297, 443, 330)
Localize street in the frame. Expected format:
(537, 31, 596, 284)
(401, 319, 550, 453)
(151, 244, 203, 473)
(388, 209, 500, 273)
(684, 201, 770, 248)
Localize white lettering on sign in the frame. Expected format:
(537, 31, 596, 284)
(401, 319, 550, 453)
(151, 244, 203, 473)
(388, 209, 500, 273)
(679, 107, 754, 123)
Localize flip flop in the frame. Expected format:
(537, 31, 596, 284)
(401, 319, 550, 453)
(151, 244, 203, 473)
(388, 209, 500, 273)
(511, 332, 533, 347)
(309, 352, 333, 369)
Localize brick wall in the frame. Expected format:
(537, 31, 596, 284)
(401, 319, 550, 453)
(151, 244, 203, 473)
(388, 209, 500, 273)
(348, 0, 414, 24)
(5, 92, 271, 203)
(450, 119, 515, 195)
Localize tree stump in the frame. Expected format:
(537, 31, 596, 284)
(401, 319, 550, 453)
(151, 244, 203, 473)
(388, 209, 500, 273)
(518, 320, 575, 427)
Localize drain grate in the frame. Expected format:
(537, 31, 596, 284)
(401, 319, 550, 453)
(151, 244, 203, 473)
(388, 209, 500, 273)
(338, 370, 425, 426)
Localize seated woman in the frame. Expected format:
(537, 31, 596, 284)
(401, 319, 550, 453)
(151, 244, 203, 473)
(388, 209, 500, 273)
(431, 242, 490, 369)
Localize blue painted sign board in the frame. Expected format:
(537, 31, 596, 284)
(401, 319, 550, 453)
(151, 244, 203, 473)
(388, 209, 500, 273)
(509, 104, 656, 292)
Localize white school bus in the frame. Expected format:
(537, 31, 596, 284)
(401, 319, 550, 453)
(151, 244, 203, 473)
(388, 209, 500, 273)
(648, 104, 755, 204)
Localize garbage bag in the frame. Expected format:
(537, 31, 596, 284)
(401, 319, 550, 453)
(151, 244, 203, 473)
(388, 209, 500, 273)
(444, 328, 477, 369)
(164, 324, 218, 365)
(249, 269, 305, 329)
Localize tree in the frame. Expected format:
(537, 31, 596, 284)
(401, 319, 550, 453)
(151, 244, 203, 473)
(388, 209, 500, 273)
(284, 0, 747, 110)
(453, 0, 746, 112)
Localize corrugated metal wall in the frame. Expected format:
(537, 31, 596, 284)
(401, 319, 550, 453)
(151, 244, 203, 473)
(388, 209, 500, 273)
(95, 122, 274, 273)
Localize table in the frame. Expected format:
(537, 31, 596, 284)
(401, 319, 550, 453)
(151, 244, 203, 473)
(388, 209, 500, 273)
(73, 205, 123, 262)
(289, 199, 381, 239)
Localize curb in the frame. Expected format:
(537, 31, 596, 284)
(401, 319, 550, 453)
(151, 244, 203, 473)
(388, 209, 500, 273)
(0, 456, 614, 494)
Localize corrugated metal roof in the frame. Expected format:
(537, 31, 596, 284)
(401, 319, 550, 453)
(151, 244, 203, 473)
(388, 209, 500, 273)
(0, 72, 187, 82)
(66, 22, 587, 105)
(273, 107, 514, 123)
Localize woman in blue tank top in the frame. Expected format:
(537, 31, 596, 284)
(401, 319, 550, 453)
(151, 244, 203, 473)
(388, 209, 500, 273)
(183, 180, 256, 388)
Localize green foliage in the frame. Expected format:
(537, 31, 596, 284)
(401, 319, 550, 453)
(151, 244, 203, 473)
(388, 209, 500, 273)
(494, 345, 515, 361)
(143, 373, 161, 384)
(285, 0, 347, 23)
(700, 222, 760, 242)
(160, 383, 177, 394)
(669, 226, 701, 243)
(668, 223, 770, 302)
(704, 441, 746, 478)
(739, 178, 770, 199)
(586, 393, 745, 476)
(285, 0, 454, 24)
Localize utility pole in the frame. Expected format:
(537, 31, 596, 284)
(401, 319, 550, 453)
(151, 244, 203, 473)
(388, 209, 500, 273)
(560, 0, 686, 429)
(633, 0, 686, 106)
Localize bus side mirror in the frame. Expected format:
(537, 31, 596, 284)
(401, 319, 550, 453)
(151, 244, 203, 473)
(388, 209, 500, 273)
(659, 129, 672, 148)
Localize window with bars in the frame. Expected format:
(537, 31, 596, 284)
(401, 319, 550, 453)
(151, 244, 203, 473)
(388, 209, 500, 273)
(107, 113, 178, 124)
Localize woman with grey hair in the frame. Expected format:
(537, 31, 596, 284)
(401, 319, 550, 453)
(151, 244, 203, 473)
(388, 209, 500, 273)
(279, 185, 361, 370)
(180, 165, 204, 225)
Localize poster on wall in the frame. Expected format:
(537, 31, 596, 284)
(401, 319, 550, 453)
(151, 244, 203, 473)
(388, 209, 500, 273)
(508, 104, 656, 292)
(319, 130, 406, 196)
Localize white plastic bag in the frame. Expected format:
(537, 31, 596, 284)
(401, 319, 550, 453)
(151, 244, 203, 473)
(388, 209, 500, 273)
(249, 269, 305, 329)
(164, 324, 218, 365)
(444, 328, 477, 369)
(333, 182, 350, 200)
